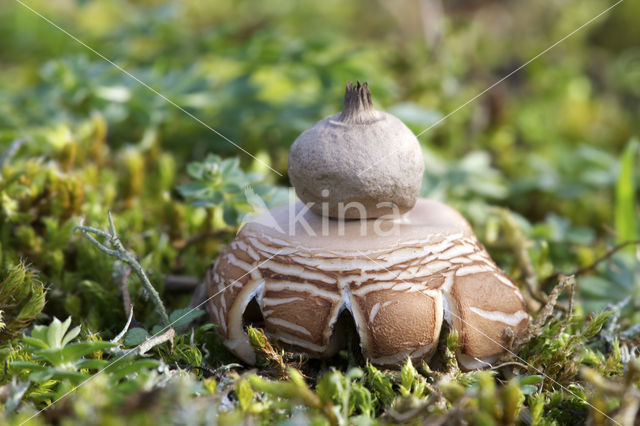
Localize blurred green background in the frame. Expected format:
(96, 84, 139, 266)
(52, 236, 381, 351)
(1, 0, 639, 423)
(2, 0, 638, 211)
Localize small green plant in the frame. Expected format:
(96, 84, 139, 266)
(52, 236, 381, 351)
(178, 154, 287, 226)
(5, 316, 167, 416)
(73, 212, 170, 325)
(0, 262, 46, 341)
(316, 367, 375, 422)
(12, 317, 115, 386)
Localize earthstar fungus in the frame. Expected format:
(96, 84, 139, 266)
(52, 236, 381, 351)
(205, 82, 529, 370)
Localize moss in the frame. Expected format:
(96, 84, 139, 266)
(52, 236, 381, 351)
(0, 0, 639, 422)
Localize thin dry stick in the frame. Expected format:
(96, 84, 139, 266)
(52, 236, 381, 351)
(119, 266, 133, 318)
(111, 306, 134, 344)
(561, 277, 575, 333)
(164, 275, 200, 292)
(516, 275, 575, 347)
(541, 240, 640, 290)
(73, 212, 170, 325)
(139, 328, 176, 355)
(490, 361, 531, 370)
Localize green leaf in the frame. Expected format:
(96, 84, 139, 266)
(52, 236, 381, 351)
(31, 325, 48, 344)
(207, 190, 225, 204)
(204, 153, 222, 165)
(520, 385, 539, 395)
(316, 370, 344, 405)
(236, 380, 254, 412)
(61, 325, 81, 347)
(29, 369, 54, 382)
(399, 358, 417, 397)
(47, 317, 65, 348)
(365, 364, 395, 406)
(22, 336, 49, 349)
(192, 190, 224, 206)
(76, 359, 109, 370)
(221, 157, 240, 178)
(124, 327, 149, 346)
(221, 182, 243, 194)
(614, 139, 638, 249)
(110, 359, 159, 381)
(520, 375, 544, 386)
(27, 368, 88, 385)
(9, 361, 47, 371)
(151, 324, 164, 335)
(223, 204, 240, 225)
(582, 311, 613, 339)
(169, 308, 205, 329)
(60, 341, 116, 362)
(177, 182, 209, 198)
(186, 162, 204, 179)
(47, 370, 88, 384)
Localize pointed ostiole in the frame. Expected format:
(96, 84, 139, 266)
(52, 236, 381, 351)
(205, 198, 529, 370)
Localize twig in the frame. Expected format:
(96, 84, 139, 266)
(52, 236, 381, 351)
(559, 278, 575, 335)
(73, 212, 170, 325)
(490, 361, 531, 370)
(111, 306, 134, 344)
(541, 240, 640, 290)
(138, 327, 175, 355)
(119, 266, 133, 318)
(514, 275, 575, 347)
(535, 275, 574, 328)
(164, 275, 200, 292)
